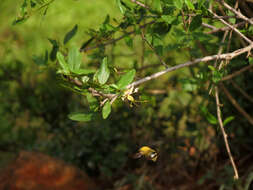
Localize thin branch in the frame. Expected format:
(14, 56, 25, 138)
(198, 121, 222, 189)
(230, 80, 253, 104)
(88, 87, 115, 99)
(220, 83, 253, 125)
(36, 0, 55, 12)
(110, 94, 119, 104)
(221, 64, 253, 81)
(215, 86, 239, 179)
(215, 30, 229, 67)
(138, 63, 163, 71)
(209, 30, 229, 95)
(140, 30, 168, 68)
(181, 10, 188, 31)
(128, 43, 253, 88)
(80, 21, 155, 52)
(187, 13, 241, 19)
(218, 0, 253, 25)
(131, 0, 150, 9)
(202, 23, 218, 30)
(208, 9, 252, 44)
(205, 21, 246, 34)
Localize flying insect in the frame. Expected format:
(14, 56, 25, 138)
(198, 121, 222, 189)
(133, 146, 158, 162)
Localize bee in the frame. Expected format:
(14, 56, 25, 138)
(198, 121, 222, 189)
(133, 146, 158, 162)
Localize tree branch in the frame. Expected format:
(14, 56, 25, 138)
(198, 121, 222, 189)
(131, 0, 150, 9)
(220, 83, 253, 125)
(230, 80, 253, 104)
(140, 30, 168, 68)
(218, 0, 253, 25)
(208, 9, 252, 44)
(88, 87, 115, 99)
(128, 43, 253, 88)
(80, 21, 155, 52)
(215, 86, 239, 179)
(206, 21, 246, 34)
(221, 64, 253, 81)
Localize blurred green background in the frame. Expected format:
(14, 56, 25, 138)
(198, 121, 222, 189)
(1, 0, 253, 189)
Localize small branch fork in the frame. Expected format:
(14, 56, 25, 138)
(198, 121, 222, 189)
(215, 86, 239, 179)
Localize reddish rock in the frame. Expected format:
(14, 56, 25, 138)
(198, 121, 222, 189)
(0, 151, 98, 190)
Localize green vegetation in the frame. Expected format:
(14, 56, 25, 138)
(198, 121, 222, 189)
(1, 0, 253, 189)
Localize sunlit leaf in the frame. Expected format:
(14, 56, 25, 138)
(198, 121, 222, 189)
(98, 57, 110, 85)
(68, 46, 82, 71)
(102, 101, 111, 119)
(152, 0, 162, 13)
(223, 116, 235, 126)
(174, 0, 183, 9)
(56, 52, 69, 74)
(116, 0, 126, 14)
(200, 106, 218, 125)
(185, 0, 195, 10)
(116, 69, 136, 89)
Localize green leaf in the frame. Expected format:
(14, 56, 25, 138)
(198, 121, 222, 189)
(98, 57, 110, 85)
(63, 24, 78, 44)
(81, 76, 89, 83)
(124, 35, 133, 48)
(56, 52, 69, 74)
(71, 69, 96, 75)
(155, 45, 163, 56)
(80, 37, 94, 52)
(102, 101, 111, 119)
(116, 69, 136, 89)
(223, 116, 235, 126)
(68, 46, 82, 71)
(208, 65, 215, 71)
(189, 15, 202, 31)
(249, 57, 253, 64)
(48, 39, 59, 61)
(30, 0, 36, 8)
(86, 93, 99, 112)
(116, 0, 126, 14)
(13, 0, 29, 25)
(206, 113, 217, 125)
(212, 70, 223, 83)
(12, 17, 28, 25)
(180, 78, 198, 92)
(109, 84, 119, 90)
(174, 0, 183, 9)
(152, 0, 162, 13)
(68, 112, 93, 122)
(200, 106, 218, 125)
(185, 0, 195, 10)
(161, 15, 175, 24)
